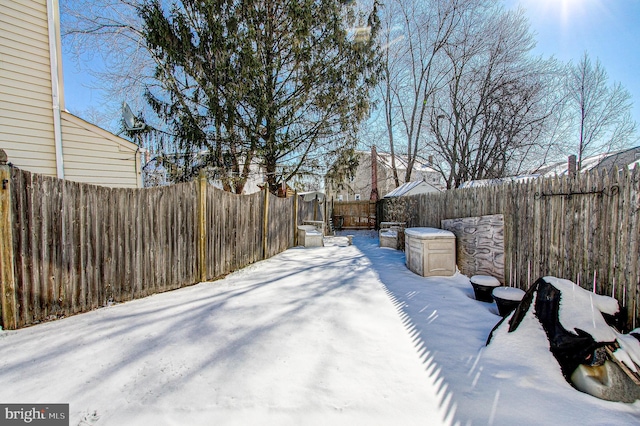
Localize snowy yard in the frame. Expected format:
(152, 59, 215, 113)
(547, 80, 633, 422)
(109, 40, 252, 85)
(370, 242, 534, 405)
(1, 232, 639, 425)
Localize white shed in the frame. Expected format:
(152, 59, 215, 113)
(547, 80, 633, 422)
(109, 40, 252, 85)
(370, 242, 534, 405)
(383, 180, 441, 198)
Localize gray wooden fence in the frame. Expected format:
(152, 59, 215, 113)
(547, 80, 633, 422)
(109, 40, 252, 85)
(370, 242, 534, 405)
(380, 167, 640, 330)
(0, 158, 314, 329)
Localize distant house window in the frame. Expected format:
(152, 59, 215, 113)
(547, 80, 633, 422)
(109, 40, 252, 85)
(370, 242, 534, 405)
(355, 194, 361, 200)
(338, 195, 343, 201)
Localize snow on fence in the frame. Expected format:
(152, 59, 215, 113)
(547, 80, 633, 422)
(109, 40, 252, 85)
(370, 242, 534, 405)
(380, 167, 640, 331)
(0, 157, 314, 329)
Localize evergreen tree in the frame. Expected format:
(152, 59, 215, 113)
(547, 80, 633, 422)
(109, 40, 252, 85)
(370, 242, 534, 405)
(138, 0, 381, 193)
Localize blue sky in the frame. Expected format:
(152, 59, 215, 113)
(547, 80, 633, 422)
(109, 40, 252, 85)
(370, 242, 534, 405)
(504, 0, 640, 124)
(62, 0, 640, 125)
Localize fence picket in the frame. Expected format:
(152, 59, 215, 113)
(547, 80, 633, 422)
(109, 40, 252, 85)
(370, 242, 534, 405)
(7, 163, 640, 330)
(379, 171, 640, 331)
(2, 167, 318, 329)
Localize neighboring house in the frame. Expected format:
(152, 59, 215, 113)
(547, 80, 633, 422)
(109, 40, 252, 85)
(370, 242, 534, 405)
(143, 152, 268, 192)
(142, 151, 317, 196)
(377, 151, 443, 189)
(140, 156, 170, 187)
(383, 180, 441, 198)
(0, 0, 142, 188)
(458, 175, 540, 189)
(458, 147, 640, 188)
(536, 147, 640, 177)
(325, 149, 443, 202)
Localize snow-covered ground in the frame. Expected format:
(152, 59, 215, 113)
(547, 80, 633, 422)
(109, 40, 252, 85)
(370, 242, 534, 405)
(1, 232, 639, 425)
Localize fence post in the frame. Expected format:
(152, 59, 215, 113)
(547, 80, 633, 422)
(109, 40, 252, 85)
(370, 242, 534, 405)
(0, 149, 17, 330)
(198, 170, 207, 282)
(263, 184, 269, 259)
(313, 195, 318, 221)
(293, 191, 298, 246)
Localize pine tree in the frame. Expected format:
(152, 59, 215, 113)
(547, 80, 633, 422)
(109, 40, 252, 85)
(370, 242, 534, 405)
(138, 0, 381, 193)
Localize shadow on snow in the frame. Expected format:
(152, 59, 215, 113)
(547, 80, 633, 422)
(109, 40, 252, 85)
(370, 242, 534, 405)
(351, 233, 502, 426)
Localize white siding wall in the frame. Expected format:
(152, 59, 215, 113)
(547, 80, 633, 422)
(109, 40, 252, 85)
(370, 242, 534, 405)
(0, 0, 57, 174)
(61, 113, 141, 188)
(1, 0, 142, 187)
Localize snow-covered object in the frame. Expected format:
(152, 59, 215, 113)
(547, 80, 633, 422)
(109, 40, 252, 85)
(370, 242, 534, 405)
(405, 228, 456, 277)
(297, 225, 323, 247)
(570, 360, 640, 403)
(613, 348, 638, 373)
(493, 287, 526, 301)
(470, 275, 501, 302)
(487, 276, 640, 402)
(379, 229, 397, 238)
(492, 287, 526, 317)
(470, 275, 501, 287)
(404, 227, 454, 239)
(379, 228, 399, 249)
(544, 276, 619, 343)
(616, 332, 640, 372)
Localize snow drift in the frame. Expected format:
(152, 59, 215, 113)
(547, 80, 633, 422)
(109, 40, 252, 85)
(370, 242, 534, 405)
(487, 276, 640, 402)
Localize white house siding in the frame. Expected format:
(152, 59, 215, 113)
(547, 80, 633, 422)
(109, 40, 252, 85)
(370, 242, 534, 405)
(61, 113, 141, 188)
(327, 152, 387, 201)
(0, 0, 57, 175)
(327, 151, 443, 201)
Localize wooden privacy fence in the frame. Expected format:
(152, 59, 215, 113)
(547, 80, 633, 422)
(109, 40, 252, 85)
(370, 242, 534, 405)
(330, 200, 376, 230)
(380, 167, 640, 330)
(297, 195, 324, 223)
(0, 156, 315, 329)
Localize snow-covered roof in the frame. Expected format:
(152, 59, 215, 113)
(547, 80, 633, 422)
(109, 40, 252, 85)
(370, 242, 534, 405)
(384, 180, 422, 197)
(536, 146, 640, 177)
(383, 180, 441, 198)
(458, 175, 539, 189)
(537, 153, 609, 177)
(459, 147, 640, 189)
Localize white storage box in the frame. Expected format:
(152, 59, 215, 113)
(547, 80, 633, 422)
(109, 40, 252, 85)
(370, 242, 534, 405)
(298, 225, 324, 247)
(405, 227, 456, 277)
(379, 228, 398, 249)
(379, 222, 406, 250)
(380, 221, 406, 229)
